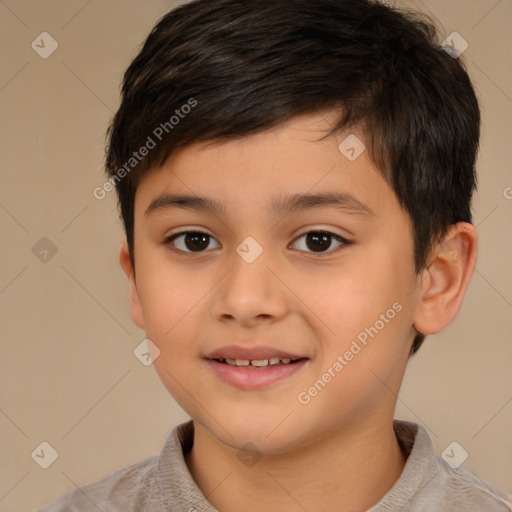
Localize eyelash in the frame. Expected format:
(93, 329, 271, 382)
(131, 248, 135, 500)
(163, 230, 351, 255)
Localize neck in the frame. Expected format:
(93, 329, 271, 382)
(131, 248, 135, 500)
(185, 417, 406, 512)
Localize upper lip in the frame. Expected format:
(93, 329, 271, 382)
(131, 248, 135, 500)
(206, 345, 307, 361)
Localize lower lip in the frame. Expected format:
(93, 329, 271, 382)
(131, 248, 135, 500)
(206, 359, 308, 390)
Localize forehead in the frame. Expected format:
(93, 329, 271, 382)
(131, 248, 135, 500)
(134, 112, 403, 224)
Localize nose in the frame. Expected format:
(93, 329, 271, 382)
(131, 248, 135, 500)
(211, 246, 288, 327)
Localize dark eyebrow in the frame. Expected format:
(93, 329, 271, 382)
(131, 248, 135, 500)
(145, 194, 225, 216)
(145, 191, 376, 219)
(270, 191, 376, 218)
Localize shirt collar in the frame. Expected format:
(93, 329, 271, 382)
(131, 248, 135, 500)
(156, 419, 436, 512)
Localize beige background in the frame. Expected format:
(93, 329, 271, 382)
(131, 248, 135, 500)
(0, 0, 511, 510)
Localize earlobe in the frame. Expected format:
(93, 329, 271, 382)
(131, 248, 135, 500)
(119, 244, 145, 329)
(412, 223, 478, 336)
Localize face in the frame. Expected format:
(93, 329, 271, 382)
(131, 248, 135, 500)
(124, 112, 423, 454)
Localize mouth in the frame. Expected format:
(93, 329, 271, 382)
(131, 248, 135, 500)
(212, 357, 305, 369)
(206, 346, 309, 389)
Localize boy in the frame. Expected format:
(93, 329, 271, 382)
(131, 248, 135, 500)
(34, 0, 512, 510)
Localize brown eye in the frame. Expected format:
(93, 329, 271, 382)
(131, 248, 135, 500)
(291, 231, 348, 253)
(166, 231, 220, 253)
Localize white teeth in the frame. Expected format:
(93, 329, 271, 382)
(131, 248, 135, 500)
(251, 359, 268, 367)
(225, 358, 249, 366)
(221, 357, 296, 367)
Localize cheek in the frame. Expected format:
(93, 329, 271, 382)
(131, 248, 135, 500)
(299, 261, 392, 340)
(136, 244, 201, 313)
(303, 251, 412, 367)
(135, 259, 202, 348)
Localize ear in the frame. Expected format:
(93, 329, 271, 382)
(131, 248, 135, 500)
(412, 222, 478, 335)
(119, 243, 145, 329)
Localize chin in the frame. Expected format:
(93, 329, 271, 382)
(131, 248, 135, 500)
(196, 409, 313, 455)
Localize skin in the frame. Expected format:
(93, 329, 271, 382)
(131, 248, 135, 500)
(120, 111, 477, 512)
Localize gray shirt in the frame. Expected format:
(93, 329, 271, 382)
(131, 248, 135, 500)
(32, 419, 512, 512)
